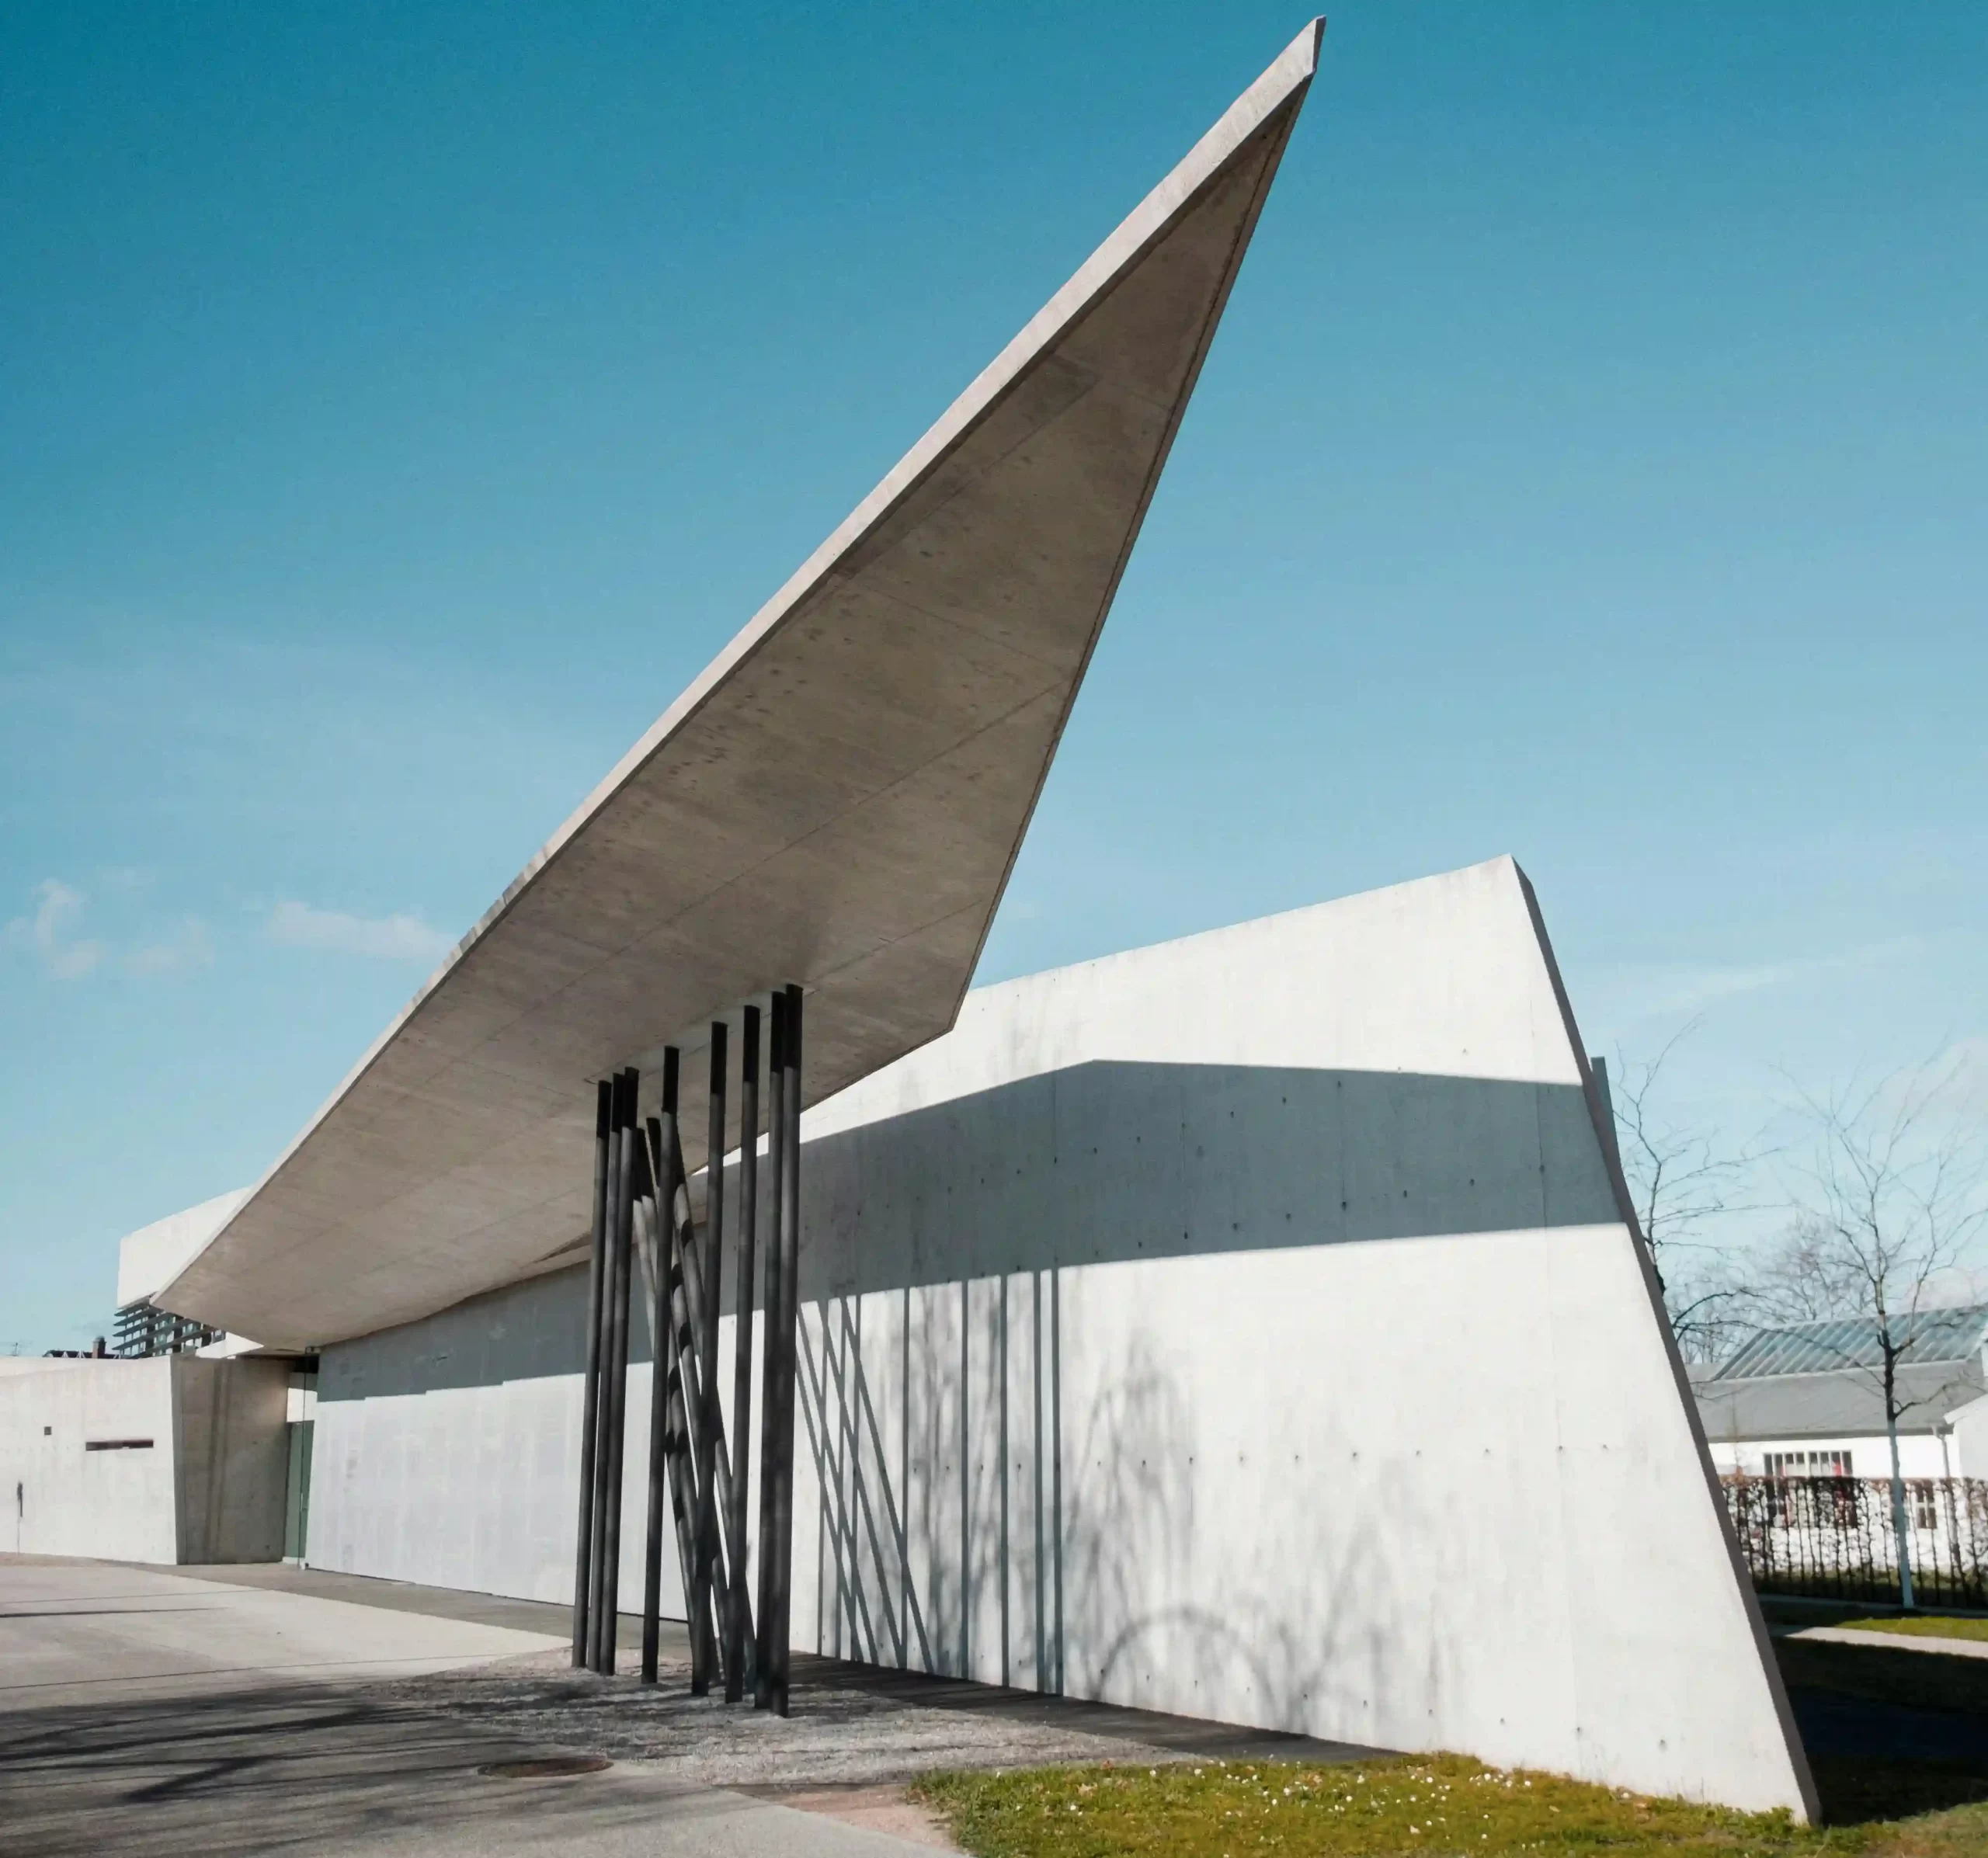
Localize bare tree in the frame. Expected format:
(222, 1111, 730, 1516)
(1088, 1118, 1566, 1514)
(1608, 1026, 1766, 1364)
(1753, 1057, 1988, 1608)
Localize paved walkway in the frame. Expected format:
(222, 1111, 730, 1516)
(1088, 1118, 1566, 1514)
(164, 1560, 1375, 1772)
(1787, 1623, 1988, 1662)
(1, 1558, 564, 1706)
(2, 1557, 1382, 1857)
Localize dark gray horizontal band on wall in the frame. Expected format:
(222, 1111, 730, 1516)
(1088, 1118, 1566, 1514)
(84, 1439, 155, 1451)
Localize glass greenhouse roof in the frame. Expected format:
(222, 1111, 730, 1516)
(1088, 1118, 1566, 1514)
(1718, 1305, 1988, 1380)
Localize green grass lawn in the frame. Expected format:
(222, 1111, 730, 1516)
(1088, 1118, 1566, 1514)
(1836, 1616, 1988, 1645)
(910, 1755, 1988, 1858)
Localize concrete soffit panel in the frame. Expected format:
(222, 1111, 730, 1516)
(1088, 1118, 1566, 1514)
(116, 1187, 254, 1309)
(162, 23, 1326, 1350)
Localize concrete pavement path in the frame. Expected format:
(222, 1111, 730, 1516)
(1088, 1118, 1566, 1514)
(1788, 1622, 1988, 1662)
(0, 1558, 947, 1857)
(0, 1556, 564, 1704)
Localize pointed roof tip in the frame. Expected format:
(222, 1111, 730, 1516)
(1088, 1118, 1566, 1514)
(1174, 18, 1321, 189)
(158, 23, 1328, 1351)
(1256, 17, 1325, 92)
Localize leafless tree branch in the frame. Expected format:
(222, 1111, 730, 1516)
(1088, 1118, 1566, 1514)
(1750, 1051, 1988, 1606)
(1610, 1023, 1772, 1364)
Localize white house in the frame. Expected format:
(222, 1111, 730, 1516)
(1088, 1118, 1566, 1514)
(1695, 1307, 1988, 1483)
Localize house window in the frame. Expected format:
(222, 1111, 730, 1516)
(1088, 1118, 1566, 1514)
(1764, 1450, 1853, 1478)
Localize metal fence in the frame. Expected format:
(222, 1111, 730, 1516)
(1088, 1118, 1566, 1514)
(1721, 1474, 1988, 1607)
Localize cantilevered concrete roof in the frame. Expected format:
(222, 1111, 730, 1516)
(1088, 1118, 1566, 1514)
(164, 23, 1323, 1349)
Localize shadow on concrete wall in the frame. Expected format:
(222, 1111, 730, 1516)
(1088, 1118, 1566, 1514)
(317, 1265, 602, 1405)
(315, 1058, 1609, 1735)
(321, 1061, 1611, 1406)
(1051, 1332, 1405, 1734)
(797, 1061, 1614, 1299)
(788, 1262, 1457, 1738)
(777, 1061, 1611, 1719)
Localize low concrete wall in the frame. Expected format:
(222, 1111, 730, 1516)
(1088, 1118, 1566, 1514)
(2, 1359, 179, 1561)
(308, 860, 1813, 1816)
(0, 1356, 289, 1562)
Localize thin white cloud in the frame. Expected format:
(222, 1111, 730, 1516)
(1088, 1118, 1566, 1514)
(7, 878, 106, 979)
(1868, 1033, 1988, 1129)
(268, 900, 454, 962)
(126, 917, 214, 976)
(1931, 1033, 1988, 1080)
(1602, 939, 1923, 1024)
(1638, 959, 1817, 1019)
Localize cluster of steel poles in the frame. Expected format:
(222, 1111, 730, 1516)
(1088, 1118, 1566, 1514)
(568, 984, 806, 1714)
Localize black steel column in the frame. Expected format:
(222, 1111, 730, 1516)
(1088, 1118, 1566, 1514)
(572, 1078, 612, 1667)
(640, 1088, 669, 1684)
(597, 1064, 639, 1674)
(768, 983, 803, 1715)
(690, 1023, 727, 1694)
(659, 1057, 707, 1693)
(665, 1112, 722, 1689)
(753, 991, 788, 1707)
(725, 1002, 760, 1701)
(587, 1071, 627, 1671)
(655, 1057, 704, 1693)
(649, 1105, 703, 1667)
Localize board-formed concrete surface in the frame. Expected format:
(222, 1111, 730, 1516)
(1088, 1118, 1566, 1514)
(162, 23, 1326, 1353)
(303, 859, 1818, 1818)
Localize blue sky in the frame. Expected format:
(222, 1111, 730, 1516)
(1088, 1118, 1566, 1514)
(4, 2, 1985, 1349)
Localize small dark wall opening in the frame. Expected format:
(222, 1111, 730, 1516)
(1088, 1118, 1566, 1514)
(284, 1365, 318, 1562)
(284, 1419, 314, 1561)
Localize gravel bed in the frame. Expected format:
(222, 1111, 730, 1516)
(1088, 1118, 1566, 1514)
(366, 1646, 1185, 1790)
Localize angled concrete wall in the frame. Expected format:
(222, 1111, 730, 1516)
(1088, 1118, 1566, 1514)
(307, 860, 1812, 1815)
(776, 857, 1810, 1813)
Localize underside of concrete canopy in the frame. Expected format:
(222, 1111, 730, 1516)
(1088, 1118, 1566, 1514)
(163, 23, 1325, 1350)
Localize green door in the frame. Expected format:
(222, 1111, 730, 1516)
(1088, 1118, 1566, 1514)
(283, 1419, 314, 1562)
